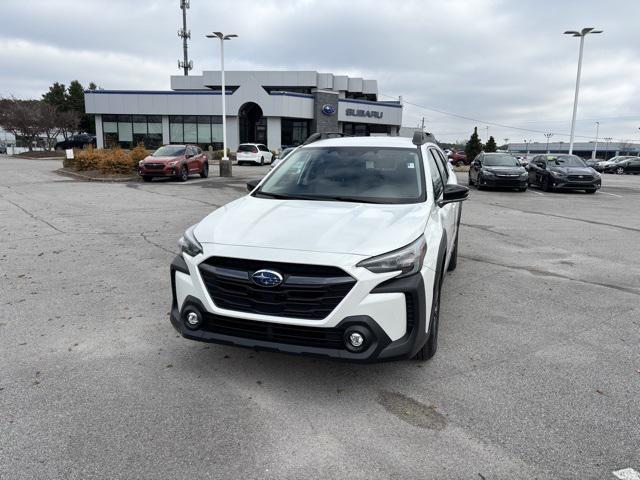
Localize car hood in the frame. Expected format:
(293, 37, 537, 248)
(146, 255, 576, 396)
(193, 196, 429, 257)
(483, 166, 525, 174)
(548, 166, 595, 175)
(144, 155, 181, 163)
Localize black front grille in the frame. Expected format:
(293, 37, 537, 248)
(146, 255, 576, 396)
(568, 175, 593, 182)
(145, 163, 165, 170)
(199, 257, 356, 320)
(201, 312, 346, 349)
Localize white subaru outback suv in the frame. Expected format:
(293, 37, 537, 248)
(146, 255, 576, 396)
(170, 132, 469, 362)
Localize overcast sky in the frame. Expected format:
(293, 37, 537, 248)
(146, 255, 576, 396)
(1, 0, 638, 145)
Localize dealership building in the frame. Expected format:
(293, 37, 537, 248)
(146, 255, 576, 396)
(84, 71, 403, 151)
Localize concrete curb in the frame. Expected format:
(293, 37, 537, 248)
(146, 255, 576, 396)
(56, 168, 140, 183)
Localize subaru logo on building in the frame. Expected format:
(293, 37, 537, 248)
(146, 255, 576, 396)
(251, 269, 283, 288)
(321, 104, 336, 116)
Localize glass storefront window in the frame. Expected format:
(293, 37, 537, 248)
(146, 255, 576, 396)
(281, 118, 310, 147)
(102, 115, 163, 149)
(183, 116, 197, 143)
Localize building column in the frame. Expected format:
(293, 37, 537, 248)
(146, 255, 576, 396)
(95, 114, 104, 149)
(267, 117, 281, 151)
(162, 115, 170, 145)
(226, 117, 239, 152)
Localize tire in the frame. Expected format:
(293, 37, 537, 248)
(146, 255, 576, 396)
(468, 175, 474, 186)
(585, 189, 596, 194)
(542, 176, 552, 192)
(200, 162, 209, 178)
(615, 167, 625, 175)
(476, 175, 484, 190)
(260, 157, 265, 166)
(414, 267, 443, 361)
(142, 176, 152, 183)
(518, 187, 527, 192)
(179, 166, 188, 182)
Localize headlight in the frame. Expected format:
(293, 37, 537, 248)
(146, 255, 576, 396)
(482, 170, 495, 177)
(138, 161, 144, 166)
(178, 225, 203, 257)
(357, 236, 427, 278)
(519, 172, 528, 179)
(168, 161, 178, 166)
(550, 170, 563, 177)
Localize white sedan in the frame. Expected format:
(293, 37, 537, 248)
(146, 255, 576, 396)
(236, 143, 273, 166)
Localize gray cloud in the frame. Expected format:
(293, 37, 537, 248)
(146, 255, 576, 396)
(1, 0, 638, 144)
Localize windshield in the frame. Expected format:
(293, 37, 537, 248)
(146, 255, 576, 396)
(547, 155, 586, 167)
(238, 145, 258, 153)
(483, 154, 519, 166)
(153, 146, 185, 157)
(255, 146, 425, 204)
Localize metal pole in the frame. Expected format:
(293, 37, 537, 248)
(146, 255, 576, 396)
(182, 3, 189, 75)
(569, 35, 585, 155)
(221, 38, 227, 159)
(592, 121, 599, 159)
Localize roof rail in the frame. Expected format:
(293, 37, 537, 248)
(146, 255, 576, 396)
(302, 132, 352, 146)
(412, 131, 437, 146)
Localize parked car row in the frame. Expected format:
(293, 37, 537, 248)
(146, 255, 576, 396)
(468, 153, 602, 193)
(594, 156, 640, 174)
(55, 134, 97, 150)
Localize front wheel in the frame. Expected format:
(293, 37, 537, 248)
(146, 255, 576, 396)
(518, 187, 527, 192)
(179, 166, 189, 182)
(142, 175, 152, 183)
(414, 267, 443, 361)
(260, 157, 264, 166)
(585, 189, 596, 194)
(476, 175, 484, 190)
(200, 162, 209, 178)
(616, 167, 625, 175)
(542, 176, 552, 192)
(468, 175, 474, 186)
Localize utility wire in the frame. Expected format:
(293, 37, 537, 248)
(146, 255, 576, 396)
(380, 93, 638, 143)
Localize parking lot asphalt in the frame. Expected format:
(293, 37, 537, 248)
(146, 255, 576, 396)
(1, 155, 639, 479)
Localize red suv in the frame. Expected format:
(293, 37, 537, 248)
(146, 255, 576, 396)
(138, 144, 209, 182)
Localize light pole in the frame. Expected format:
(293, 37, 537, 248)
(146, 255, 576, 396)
(524, 139, 532, 156)
(206, 31, 237, 177)
(544, 133, 553, 153)
(564, 27, 602, 155)
(504, 138, 509, 152)
(592, 121, 600, 159)
(604, 137, 612, 160)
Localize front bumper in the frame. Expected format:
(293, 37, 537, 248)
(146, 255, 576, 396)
(169, 254, 431, 362)
(139, 165, 179, 177)
(480, 176, 528, 188)
(549, 177, 601, 189)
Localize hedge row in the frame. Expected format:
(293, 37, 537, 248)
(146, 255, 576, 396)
(64, 145, 150, 174)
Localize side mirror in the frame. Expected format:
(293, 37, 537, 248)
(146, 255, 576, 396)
(246, 179, 261, 192)
(438, 184, 469, 207)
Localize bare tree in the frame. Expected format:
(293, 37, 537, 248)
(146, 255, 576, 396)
(0, 97, 43, 151)
(38, 103, 62, 150)
(57, 110, 79, 141)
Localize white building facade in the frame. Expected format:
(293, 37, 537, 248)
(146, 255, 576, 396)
(84, 71, 403, 151)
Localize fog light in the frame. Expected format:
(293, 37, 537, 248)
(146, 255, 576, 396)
(183, 308, 202, 330)
(349, 332, 364, 348)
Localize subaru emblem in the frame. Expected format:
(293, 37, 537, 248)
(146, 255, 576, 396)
(321, 104, 336, 116)
(251, 269, 283, 288)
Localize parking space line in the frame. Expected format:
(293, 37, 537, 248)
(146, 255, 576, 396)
(613, 468, 640, 480)
(528, 190, 544, 196)
(598, 191, 623, 198)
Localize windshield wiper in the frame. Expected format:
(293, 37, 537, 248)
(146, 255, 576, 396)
(254, 191, 386, 203)
(254, 191, 321, 201)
